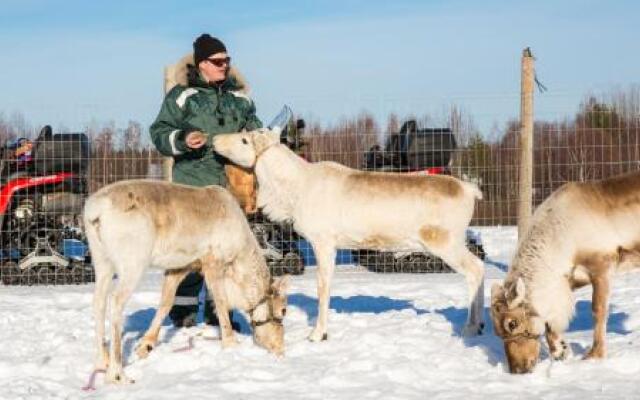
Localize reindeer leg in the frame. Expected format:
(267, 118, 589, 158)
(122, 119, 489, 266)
(309, 242, 337, 342)
(201, 258, 238, 348)
(425, 234, 485, 337)
(136, 268, 190, 358)
(585, 272, 610, 360)
(105, 266, 144, 384)
(545, 323, 571, 360)
(92, 256, 114, 371)
(459, 248, 485, 337)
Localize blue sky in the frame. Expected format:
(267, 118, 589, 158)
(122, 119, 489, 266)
(1, 0, 638, 136)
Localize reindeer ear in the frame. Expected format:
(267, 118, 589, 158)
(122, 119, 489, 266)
(251, 131, 271, 153)
(268, 127, 282, 142)
(271, 275, 290, 295)
(507, 277, 526, 309)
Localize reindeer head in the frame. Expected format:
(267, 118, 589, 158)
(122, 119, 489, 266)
(250, 275, 289, 356)
(213, 129, 281, 168)
(490, 277, 545, 374)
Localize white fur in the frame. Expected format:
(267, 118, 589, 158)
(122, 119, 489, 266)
(213, 130, 486, 340)
(503, 180, 640, 334)
(83, 180, 276, 383)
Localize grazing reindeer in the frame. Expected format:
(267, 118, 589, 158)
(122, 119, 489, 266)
(83, 180, 288, 384)
(490, 171, 640, 373)
(213, 129, 485, 341)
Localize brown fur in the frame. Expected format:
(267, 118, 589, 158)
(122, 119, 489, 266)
(570, 250, 620, 359)
(572, 250, 619, 273)
(491, 170, 640, 373)
(567, 270, 591, 290)
(618, 244, 640, 266)
(419, 225, 449, 248)
(225, 164, 257, 214)
(359, 234, 400, 249)
(587, 272, 610, 359)
(490, 293, 543, 373)
(495, 247, 640, 372)
(87, 179, 289, 383)
(136, 256, 288, 359)
(574, 247, 637, 358)
(100, 181, 230, 236)
(491, 295, 538, 339)
(572, 170, 640, 213)
(504, 337, 540, 374)
(346, 172, 464, 199)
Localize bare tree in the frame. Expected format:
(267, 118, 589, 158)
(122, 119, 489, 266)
(123, 120, 142, 151)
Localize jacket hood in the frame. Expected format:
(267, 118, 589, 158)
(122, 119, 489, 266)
(165, 53, 250, 94)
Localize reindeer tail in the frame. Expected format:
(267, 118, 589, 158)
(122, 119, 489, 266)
(462, 181, 483, 201)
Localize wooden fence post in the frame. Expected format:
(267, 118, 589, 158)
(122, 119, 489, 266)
(161, 65, 176, 182)
(518, 47, 535, 238)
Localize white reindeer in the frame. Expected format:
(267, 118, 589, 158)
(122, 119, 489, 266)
(490, 171, 640, 373)
(213, 129, 485, 341)
(83, 180, 289, 384)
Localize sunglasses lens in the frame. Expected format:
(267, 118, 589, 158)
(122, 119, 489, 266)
(208, 57, 230, 67)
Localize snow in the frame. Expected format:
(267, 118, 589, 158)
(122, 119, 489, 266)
(1, 227, 640, 399)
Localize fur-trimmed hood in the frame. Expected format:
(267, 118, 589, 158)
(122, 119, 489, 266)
(166, 53, 250, 95)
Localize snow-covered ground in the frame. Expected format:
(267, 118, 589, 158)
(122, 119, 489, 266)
(2, 226, 640, 399)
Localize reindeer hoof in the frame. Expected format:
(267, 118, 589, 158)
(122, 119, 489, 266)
(135, 341, 155, 359)
(308, 330, 328, 342)
(552, 341, 571, 361)
(583, 346, 605, 360)
(106, 370, 135, 385)
(221, 337, 239, 349)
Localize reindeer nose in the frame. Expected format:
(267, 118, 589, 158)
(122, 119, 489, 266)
(270, 341, 285, 357)
(512, 359, 536, 374)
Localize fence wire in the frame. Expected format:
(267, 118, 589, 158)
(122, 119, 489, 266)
(1, 100, 639, 285)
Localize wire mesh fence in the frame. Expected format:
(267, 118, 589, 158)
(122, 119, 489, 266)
(1, 92, 639, 285)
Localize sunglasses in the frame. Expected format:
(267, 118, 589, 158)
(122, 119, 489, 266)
(205, 56, 231, 67)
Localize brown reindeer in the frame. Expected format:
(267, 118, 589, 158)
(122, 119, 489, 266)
(491, 171, 640, 373)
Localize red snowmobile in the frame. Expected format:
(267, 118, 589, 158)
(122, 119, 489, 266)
(0, 126, 93, 285)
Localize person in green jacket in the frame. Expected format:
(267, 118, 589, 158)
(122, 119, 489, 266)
(149, 34, 262, 329)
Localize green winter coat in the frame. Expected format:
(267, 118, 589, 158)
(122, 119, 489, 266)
(150, 62, 262, 187)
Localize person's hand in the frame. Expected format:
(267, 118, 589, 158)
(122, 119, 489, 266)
(185, 130, 207, 149)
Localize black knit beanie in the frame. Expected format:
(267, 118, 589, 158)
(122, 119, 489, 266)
(193, 34, 227, 65)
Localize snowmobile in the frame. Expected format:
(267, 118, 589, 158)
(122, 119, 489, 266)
(0, 126, 94, 285)
(358, 120, 486, 273)
(248, 106, 305, 276)
(249, 211, 304, 276)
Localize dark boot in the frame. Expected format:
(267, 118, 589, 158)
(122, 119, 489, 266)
(169, 272, 203, 328)
(170, 311, 197, 328)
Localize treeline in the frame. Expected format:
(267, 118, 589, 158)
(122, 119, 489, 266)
(456, 90, 640, 224)
(2, 86, 639, 225)
(287, 88, 640, 225)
